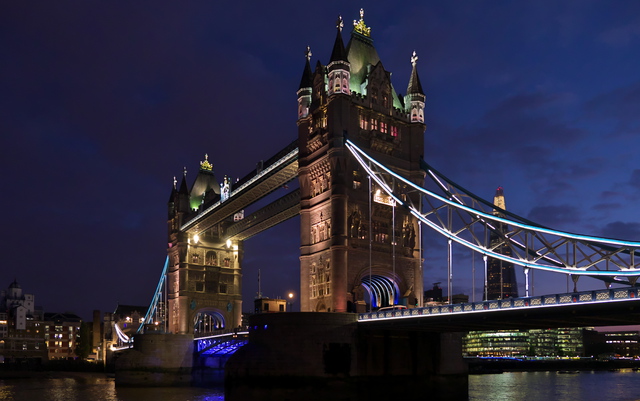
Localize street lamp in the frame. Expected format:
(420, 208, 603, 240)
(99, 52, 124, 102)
(287, 292, 294, 312)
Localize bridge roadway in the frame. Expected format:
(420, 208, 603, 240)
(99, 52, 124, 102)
(358, 287, 640, 332)
(181, 140, 299, 237)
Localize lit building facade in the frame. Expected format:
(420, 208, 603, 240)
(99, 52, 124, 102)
(43, 312, 82, 360)
(0, 280, 47, 363)
(167, 155, 243, 335)
(463, 328, 585, 357)
(297, 10, 426, 313)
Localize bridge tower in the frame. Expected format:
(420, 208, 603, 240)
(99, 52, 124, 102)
(167, 157, 243, 335)
(297, 10, 426, 313)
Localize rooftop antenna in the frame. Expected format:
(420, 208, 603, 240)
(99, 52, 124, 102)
(257, 269, 262, 299)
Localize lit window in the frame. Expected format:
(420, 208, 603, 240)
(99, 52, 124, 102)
(380, 122, 387, 134)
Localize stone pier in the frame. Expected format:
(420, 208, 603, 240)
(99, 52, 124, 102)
(225, 312, 468, 400)
(115, 333, 194, 387)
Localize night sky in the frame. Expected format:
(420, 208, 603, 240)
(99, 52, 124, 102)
(2, 1, 640, 321)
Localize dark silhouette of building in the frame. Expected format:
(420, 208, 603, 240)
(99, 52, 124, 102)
(485, 187, 518, 300)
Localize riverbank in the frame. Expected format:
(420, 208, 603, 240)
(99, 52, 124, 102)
(467, 357, 640, 374)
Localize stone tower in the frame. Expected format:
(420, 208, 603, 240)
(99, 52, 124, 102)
(297, 10, 426, 313)
(167, 156, 243, 335)
(485, 187, 519, 300)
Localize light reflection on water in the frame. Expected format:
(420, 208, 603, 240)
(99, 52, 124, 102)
(3, 371, 640, 401)
(0, 374, 224, 401)
(469, 370, 640, 401)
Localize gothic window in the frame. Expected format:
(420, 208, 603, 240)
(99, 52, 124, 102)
(380, 121, 388, 134)
(219, 283, 227, 294)
(334, 74, 341, 93)
(370, 118, 378, 131)
(391, 126, 398, 137)
(359, 114, 367, 129)
(382, 92, 389, 108)
(371, 88, 378, 104)
(191, 252, 200, 264)
(205, 251, 217, 266)
(224, 258, 230, 267)
(342, 77, 349, 93)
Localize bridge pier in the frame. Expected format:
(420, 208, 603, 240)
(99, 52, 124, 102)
(225, 313, 468, 400)
(114, 333, 194, 386)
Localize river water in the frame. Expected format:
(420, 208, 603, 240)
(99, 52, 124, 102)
(1, 370, 640, 400)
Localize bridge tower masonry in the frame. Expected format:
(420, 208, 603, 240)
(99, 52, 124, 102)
(166, 157, 243, 335)
(297, 11, 426, 313)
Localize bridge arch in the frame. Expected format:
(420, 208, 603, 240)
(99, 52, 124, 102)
(193, 308, 226, 336)
(354, 267, 406, 310)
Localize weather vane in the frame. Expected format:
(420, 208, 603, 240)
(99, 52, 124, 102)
(305, 46, 312, 61)
(411, 50, 418, 67)
(336, 15, 343, 32)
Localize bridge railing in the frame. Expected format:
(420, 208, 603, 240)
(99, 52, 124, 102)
(358, 287, 640, 321)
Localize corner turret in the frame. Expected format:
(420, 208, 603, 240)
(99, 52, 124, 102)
(297, 47, 313, 120)
(405, 51, 426, 123)
(327, 16, 350, 96)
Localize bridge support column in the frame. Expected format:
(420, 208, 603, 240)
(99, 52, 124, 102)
(115, 333, 194, 387)
(225, 313, 468, 400)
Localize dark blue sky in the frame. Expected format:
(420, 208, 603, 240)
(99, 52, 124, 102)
(2, 1, 639, 320)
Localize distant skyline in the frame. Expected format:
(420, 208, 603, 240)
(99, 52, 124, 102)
(2, 1, 639, 320)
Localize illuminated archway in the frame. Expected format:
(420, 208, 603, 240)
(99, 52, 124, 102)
(361, 274, 399, 309)
(193, 310, 225, 336)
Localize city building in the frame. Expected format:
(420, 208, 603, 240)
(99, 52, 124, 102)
(43, 312, 82, 360)
(254, 297, 288, 313)
(463, 328, 585, 357)
(0, 280, 47, 364)
(485, 187, 518, 300)
(583, 328, 640, 358)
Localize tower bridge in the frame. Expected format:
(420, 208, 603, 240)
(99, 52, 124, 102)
(110, 11, 640, 394)
(116, 11, 640, 389)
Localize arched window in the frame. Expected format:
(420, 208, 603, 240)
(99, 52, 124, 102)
(205, 251, 217, 266)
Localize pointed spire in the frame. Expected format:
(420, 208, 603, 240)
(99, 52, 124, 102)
(407, 51, 424, 95)
(405, 51, 426, 123)
(493, 186, 506, 214)
(298, 46, 313, 90)
(168, 175, 178, 203)
(178, 171, 189, 195)
(330, 16, 348, 63)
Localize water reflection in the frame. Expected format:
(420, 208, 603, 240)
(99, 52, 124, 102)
(469, 370, 640, 401)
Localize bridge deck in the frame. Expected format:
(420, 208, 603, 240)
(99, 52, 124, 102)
(359, 287, 640, 332)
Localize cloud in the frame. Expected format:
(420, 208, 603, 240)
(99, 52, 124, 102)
(600, 221, 640, 241)
(630, 170, 640, 190)
(583, 82, 640, 135)
(592, 203, 622, 212)
(527, 204, 580, 228)
(598, 20, 640, 47)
